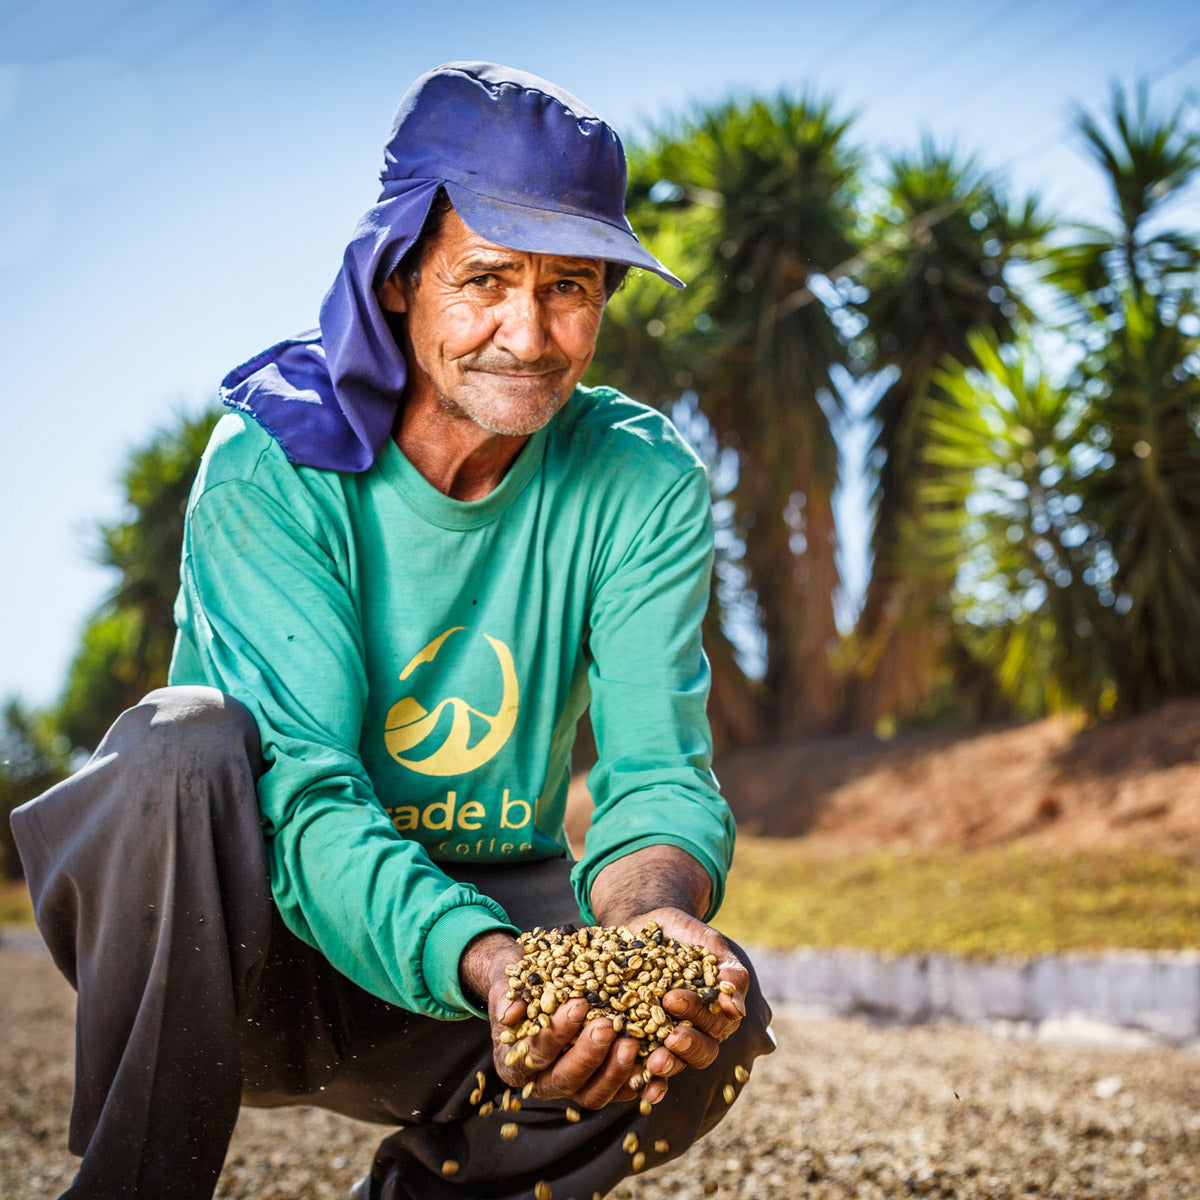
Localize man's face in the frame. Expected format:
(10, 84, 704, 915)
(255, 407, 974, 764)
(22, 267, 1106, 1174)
(379, 208, 607, 438)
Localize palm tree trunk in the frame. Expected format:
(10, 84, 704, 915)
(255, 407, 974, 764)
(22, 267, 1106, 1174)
(702, 596, 765, 750)
(737, 442, 843, 739)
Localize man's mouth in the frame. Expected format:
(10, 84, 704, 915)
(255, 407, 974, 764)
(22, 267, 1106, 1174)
(467, 367, 568, 390)
(477, 369, 559, 377)
(464, 354, 570, 379)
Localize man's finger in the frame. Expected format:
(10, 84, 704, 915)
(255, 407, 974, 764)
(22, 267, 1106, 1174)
(499, 996, 526, 1026)
(661, 1020, 721, 1071)
(643, 1046, 684, 1079)
(514, 998, 591, 1074)
(531, 1016, 618, 1100)
(568, 1034, 646, 1109)
(662, 987, 743, 1043)
(717, 962, 751, 1005)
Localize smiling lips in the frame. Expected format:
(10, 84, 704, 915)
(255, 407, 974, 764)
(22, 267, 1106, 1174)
(462, 351, 570, 379)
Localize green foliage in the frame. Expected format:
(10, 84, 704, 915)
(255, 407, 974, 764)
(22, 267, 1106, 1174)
(594, 93, 866, 737)
(922, 83, 1200, 718)
(922, 293, 1200, 717)
(1081, 295, 1200, 708)
(1043, 81, 1200, 316)
(594, 80, 1200, 734)
(57, 406, 220, 751)
(720, 837, 1200, 958)
(590, 220, 706, 402)
(848, 143, 1048, 727)
(854, 144, 1046, 531)
(858, 141, 1043, 383)
(56, 608, 159, 751)
(666, 94, 862, 486)
(0, 701, 71, 881)
(923, 332, 1113, 715)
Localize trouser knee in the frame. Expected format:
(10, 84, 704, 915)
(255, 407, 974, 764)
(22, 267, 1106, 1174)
(7, 688, 274, 1196)
(69, 685, 264, 844)
(11, 685, 269, 983)
(101, 684, 263, 779)
(12, 686, 261, 878)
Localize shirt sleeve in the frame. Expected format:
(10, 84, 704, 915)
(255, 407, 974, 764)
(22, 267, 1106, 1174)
(570, 464, 736, 923)
(177, 464, 515, 1020)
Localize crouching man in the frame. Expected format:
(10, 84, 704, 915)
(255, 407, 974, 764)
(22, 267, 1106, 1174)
(13, 61, 774, 1200)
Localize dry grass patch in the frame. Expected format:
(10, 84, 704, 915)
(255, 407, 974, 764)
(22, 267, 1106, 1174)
(719, 836, 1200, 958)
(0, 882, 33, 927)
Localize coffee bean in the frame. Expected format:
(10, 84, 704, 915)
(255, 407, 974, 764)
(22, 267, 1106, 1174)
(501, 921, 721, 1063)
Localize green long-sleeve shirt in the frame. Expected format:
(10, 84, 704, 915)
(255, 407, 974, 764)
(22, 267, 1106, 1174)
(169, 384, 734, 1020)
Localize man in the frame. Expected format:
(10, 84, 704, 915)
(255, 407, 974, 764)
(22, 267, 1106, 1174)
(13, 62, 773, 1200)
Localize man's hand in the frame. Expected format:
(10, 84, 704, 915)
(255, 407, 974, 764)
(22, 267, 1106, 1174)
(461, 929, 653, 1107)
(459, 844, 747, 1110)
(594, 905, 747, 1089)
(587, 847, 749, 1100)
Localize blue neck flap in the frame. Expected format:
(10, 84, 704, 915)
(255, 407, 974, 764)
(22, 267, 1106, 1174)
(219, 180, 440, 472)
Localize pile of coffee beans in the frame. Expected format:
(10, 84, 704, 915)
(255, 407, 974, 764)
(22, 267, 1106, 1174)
(439, 921, 749, 1196)
(500, 920, 734, 1068)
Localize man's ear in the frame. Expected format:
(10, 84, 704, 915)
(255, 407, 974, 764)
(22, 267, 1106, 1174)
(377, 271, 409, 314)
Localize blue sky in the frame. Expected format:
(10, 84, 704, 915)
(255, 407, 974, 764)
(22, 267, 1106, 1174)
(2, 0, 1198, 707)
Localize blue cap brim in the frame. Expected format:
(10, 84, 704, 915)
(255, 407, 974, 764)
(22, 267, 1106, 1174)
(444, 181, 684, 289)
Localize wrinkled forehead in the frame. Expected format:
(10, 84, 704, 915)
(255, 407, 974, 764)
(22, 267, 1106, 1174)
(424, 207, 605, 276)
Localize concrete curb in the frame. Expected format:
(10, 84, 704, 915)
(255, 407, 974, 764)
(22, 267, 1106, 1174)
(5, 927, 1196, 1047)
(750, 945, 1200, 1046)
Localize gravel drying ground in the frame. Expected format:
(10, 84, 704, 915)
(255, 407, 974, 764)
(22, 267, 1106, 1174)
(3, 945, 1197, 1200)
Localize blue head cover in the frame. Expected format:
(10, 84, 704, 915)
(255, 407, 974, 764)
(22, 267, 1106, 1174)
(220, 62, 681, 472)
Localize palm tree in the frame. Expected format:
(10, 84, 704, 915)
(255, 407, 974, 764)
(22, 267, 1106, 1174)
(588, 191, 765, 749)
(1077, 289, 1200, 708)
(921, 332, 1115, 717)
(1044, 81, 1200, 317)
(923, 82, 1200, 718)
(598, 94, 864, 740)
(1043, 81, 1200, 710)
(849, 142, 1046, 729)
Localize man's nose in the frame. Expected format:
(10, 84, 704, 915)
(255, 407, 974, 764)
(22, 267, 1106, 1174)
(491, 289, 551, 362)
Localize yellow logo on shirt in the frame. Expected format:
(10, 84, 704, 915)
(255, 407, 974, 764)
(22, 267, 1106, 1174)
(383, 627, 518, 776)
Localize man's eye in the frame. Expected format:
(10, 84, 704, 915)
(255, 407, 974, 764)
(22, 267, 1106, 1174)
(552, 279, 584, 294)
(467, 274, 500, 288)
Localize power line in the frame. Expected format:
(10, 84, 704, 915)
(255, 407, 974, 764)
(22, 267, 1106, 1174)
(962, 0, 1134, 99)
(859, 0, 1042, 111)
(807, 0, 927, 74)
(1017, 28, 1200, 171)
(39, 0, 161, 63)
(774, 23, 1200, 317)
(119, 0, 265, 73)
(1153, 29, 1200, 84)
(0, 0, 36, 33)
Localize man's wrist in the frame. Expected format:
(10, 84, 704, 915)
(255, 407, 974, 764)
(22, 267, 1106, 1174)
(459, 930, 521, 1012)
(589, 844, 713, 927)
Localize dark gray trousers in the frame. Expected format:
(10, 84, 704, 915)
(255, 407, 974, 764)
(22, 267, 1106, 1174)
(11, 687, 774, 1200)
